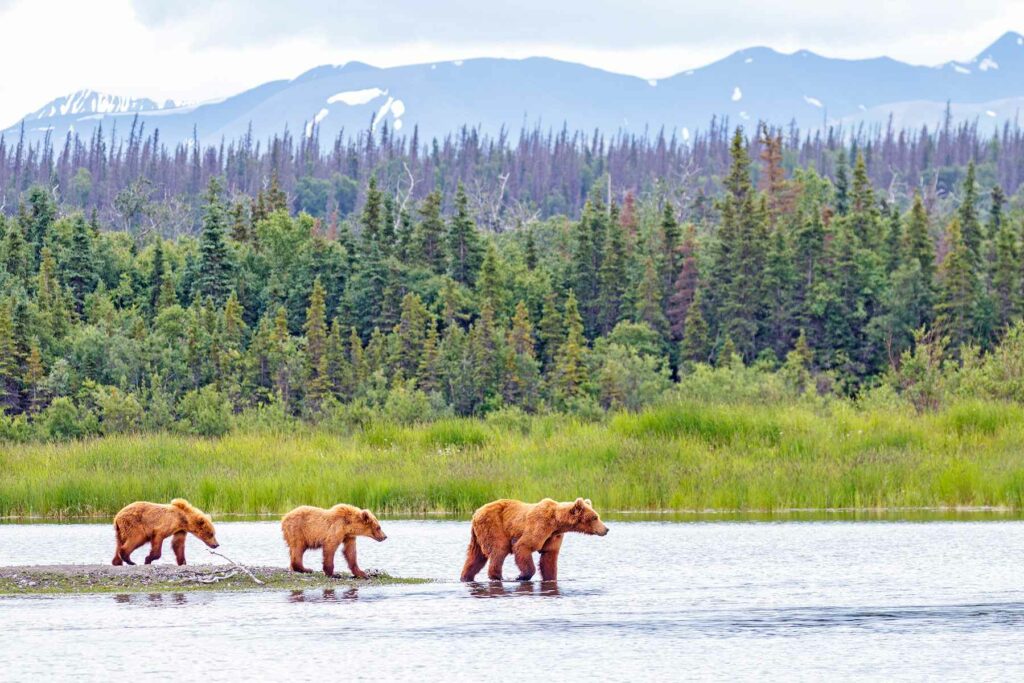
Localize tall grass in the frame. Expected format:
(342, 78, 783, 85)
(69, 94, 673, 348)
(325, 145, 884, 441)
(3, 399, 1024, 517)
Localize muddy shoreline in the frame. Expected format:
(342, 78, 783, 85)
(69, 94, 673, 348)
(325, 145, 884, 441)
(0, 564, 427, 595)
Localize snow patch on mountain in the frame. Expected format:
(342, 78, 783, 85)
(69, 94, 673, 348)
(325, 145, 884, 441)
(952, 64, 971, 74)
(978, 56, 999, 71)
(327, 88, 386, 105)
(731, 87, 742, 102)
(30, 89, 163, 120)
(804, 95, 823, 108)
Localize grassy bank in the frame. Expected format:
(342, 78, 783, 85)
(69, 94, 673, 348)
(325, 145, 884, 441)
(3, 399, 1024, 517)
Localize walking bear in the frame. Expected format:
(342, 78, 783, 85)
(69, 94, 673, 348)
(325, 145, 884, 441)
(281, 504, 387, 578)
(460, 497, 609, 582)
(111, 499, 219, 566)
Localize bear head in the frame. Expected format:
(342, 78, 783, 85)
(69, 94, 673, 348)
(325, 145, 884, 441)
(353, 509, 388, 542)
(172, 499, 219, 548)
(560, 498, 609, 536)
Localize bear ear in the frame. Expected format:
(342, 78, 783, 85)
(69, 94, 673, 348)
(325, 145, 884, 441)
(572, 498, 585, 513)
(361, 509, 372, 522)
(584, 498, 592, 508)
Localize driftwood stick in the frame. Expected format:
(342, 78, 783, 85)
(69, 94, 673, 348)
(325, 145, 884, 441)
(206, 549, 265, 585)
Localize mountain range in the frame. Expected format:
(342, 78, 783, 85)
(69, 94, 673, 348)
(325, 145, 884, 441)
(5, 31, 1024, 147)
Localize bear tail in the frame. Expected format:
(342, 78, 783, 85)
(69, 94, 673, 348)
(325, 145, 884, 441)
(460, 527, 487, 582)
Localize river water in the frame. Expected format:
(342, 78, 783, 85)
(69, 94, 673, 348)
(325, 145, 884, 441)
(2, 519, 1024, 681)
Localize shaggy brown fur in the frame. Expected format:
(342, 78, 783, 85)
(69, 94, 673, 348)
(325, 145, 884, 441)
(281, 504, 387, 578)
(460, 497, 609, 582)
(111, 499, 219, 566)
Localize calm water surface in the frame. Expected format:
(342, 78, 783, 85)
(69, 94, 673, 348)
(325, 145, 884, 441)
(2, 520, 1024, 681)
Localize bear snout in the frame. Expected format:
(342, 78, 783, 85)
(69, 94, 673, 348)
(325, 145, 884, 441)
(595, 524, 609, 536)
(375, 533, 388, 542)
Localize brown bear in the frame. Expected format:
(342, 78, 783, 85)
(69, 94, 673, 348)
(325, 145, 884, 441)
(111, 498, 219, 566)
(281, 504, 387, 578)
(460, 497, 608, 582)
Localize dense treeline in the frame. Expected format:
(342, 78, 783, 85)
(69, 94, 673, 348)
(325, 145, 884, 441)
(3, 112, 1024, 235)
(1, 124, 1023, 440)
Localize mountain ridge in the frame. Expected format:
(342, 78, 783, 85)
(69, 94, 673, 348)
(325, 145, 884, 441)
(6, 31, 1024, 146)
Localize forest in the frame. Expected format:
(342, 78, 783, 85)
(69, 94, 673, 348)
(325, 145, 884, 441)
(0, 118, 1023, 443)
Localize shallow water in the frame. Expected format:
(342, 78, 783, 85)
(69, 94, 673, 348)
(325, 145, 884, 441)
(3, 520, 1024, 680)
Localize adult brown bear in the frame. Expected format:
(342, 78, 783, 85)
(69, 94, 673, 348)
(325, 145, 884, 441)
(460, 497, 608, 582)
(281, 504, 387, 578)
(111, 499, 219, 566)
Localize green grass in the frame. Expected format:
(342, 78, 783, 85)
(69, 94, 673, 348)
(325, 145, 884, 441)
(3, 399, 1024, 517)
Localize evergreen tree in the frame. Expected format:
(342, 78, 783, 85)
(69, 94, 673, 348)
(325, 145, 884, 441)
(712, 128, 768, 359)
(393, 292, 429, 378)
(992, 218, 1020, 327)
(833, 149, 850, 216)
(537, 290, 563, 370)
(634, 256, 670, 341)
(65, 215, 97, 313)
(446, 184, 484, 285)
(660, 201, 681, 290)
(958, 161, 983, 266)
(414, 190, 446, 273)
(0, 301, 19, 413)
(935, 217, 978, 350)
(504, 300, 541, 408)
(666, 225, 699, 342)
(197, 177, 233, 305)
(680, 289, 712, 364)
(148, 238, 166, 315)
(303, 277, 329, 411)
(551, 291, 586, 400)
(988, 185, 1006, 240)
(597, 210, 629, 334)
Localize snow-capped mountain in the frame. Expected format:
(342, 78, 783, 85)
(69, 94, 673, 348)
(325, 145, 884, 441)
(5, 31, 1024, 147)
(26, 89, 172, 121)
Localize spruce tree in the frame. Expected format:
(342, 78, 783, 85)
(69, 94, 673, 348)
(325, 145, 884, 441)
(552, 291, 586, 400)
(446, 184, 484, 286)
(935, 217, 978, 350)
(197, 177, 233, 305)
(992, 218, 1020, 327)
(833, 149, 850, 216)
(666, 225, 699, 342)
(149, 238, 166, 315)
(660, 201, 681, 290)
(958, 162, 983, 266)
(680, 289, 712, 364)
(65, 215, 97, 313)
(415, 190, 446, 273)
(634, 255, 670, 341)
(0, 301, 18, 413)
(597, 210, 628, 334)
(303, 278, 329, 410)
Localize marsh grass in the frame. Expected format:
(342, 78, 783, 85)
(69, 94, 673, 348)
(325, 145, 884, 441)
(3, 399, 1024, 517)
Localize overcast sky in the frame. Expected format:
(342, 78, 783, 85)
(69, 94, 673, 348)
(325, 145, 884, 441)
(0, 0, 1022, 127)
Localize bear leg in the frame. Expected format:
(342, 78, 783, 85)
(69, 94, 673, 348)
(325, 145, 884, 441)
(172, 532, 187, 565)
(539, 534, 563, 581)
(343, 538, 367, 579)
(513, 545, 536, 582)
(144, 534, 165, 564)
(289, 544, 311, 573)
(120, 531, 147, 565)
(322, 541, 339, 577)
(486, 550, 507, 581)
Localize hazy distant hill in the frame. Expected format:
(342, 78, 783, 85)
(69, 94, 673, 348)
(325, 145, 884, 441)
(6, 31, 1024, 146)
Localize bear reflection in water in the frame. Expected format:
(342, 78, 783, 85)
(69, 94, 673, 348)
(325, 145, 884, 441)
(467, 581, 562, 598)
(288, 588, 360, 603)
(111, 593, 189, 605)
